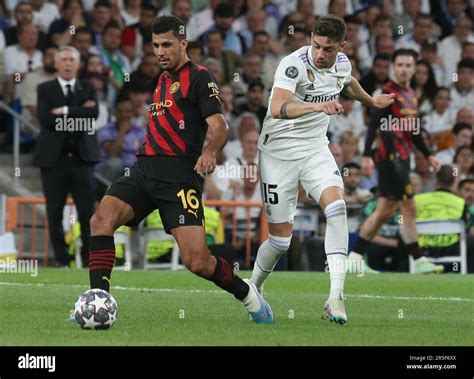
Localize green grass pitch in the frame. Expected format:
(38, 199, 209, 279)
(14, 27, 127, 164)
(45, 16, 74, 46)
(0, 269, 472, 346)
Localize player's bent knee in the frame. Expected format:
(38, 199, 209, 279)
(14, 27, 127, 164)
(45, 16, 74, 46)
(90, 212, 116, 235)
(184, 257, 208, 276)
(268, 222, 293, 238)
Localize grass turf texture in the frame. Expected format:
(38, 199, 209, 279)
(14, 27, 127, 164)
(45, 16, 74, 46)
(0, 269, 472, 346)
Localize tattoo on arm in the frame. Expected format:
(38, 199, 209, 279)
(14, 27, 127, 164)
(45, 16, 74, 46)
(279, 102, 290, 119)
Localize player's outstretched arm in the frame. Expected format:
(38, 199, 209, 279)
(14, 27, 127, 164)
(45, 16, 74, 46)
(194, 113, 228, 175)
(270, 87, 332, 119)
(342, 76, 394, 109)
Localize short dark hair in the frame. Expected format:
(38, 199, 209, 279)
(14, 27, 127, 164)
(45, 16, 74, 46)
(103, 20, 121, 35)
(373, 53, 390, 64)
(187, 40, 203, 52)
(63, 0, 82, 10)
(463, 41, 474, 48)
(342, 162, 361, 172)
(115, 95, 131, 106)
(207, 30, 222, 39)
(374, 14, 391, 25)
(15, 1, 31, 11)
(248, 81, 264, 91)
(391, 48, 418, 63)
(415, 13, 432, 24)
(436, 165, 456, 187)
(288, 27, 306, 37)
(214, 3, 234, 18)
(433, 86, 450, 97)
(459, 178, 474, 190)
(94, 0, 111, 9)
(152, 15, 186, 40)
(453, 145, 472, 163)
(457, 58, 474, 71)
(142, 3, 158, 14)
(453, 122, 472, 135)
(253, 30, 269, 40)
(343, 15, 359, 25)
(74, 26, 94, 39)
(313, 14, 346, 42)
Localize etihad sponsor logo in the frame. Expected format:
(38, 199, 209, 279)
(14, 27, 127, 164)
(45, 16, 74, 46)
(148, 100, 173, 116)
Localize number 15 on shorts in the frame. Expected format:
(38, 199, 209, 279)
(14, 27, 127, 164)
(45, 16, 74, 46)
(262, 183, 279, 204)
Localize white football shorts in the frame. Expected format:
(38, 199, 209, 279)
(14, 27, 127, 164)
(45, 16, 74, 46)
(258, 146, 344, 223)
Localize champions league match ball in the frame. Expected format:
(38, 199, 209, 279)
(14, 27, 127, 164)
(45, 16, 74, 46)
(74, 289, 118, 330)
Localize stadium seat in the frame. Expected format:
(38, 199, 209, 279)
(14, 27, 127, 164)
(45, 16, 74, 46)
(139, 221, 184, 271)
(112, 228, 133, 270)
(410, 220, 467, 274)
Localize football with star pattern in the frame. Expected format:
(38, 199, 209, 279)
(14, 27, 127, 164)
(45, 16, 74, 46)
(74, 289, 118, 330)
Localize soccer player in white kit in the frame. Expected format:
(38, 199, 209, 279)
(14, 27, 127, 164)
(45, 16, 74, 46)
(251, 15, 395, 324)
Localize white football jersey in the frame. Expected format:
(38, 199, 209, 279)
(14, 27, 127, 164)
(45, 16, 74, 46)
(259, 46, 352, 160)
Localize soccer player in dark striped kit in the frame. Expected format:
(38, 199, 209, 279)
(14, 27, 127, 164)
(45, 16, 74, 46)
(87, 15, 273, 323)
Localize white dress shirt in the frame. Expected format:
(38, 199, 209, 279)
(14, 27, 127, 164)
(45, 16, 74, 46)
(57, 76, 76, 115)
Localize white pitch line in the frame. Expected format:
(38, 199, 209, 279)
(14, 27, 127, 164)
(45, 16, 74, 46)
(0, 281, 472, 302)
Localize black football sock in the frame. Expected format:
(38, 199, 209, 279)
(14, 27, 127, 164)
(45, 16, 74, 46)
(352, 236, 370, 254)
(208, 256, 249, 300)
(89, 235, 115, 292)
(405, 241, 422, 259)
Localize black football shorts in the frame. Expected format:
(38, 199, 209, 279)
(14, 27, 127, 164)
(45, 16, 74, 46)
(376, 158, 413, 201)
(105, 157, 204, 233)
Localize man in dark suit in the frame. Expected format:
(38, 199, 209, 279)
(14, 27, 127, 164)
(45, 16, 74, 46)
(34, 45, 100, 267)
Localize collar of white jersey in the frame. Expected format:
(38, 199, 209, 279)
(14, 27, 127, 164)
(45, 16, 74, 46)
(306, 46, 338, 74)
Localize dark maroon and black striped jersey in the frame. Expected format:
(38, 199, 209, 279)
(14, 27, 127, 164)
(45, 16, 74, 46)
(364, 80, 431, 163)
(137, 60, 223, 163)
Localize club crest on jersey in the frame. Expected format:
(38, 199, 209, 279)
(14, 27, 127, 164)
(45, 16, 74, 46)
(169, 82, 180, 94)
(307, 69, 315, 82)
(285, 66, 298, 78)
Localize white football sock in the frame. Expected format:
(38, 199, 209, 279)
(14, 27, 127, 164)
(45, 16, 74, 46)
(324, 200, 348, 299)
(251, 234, 291, 293)
(242, 279, 260, 312)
